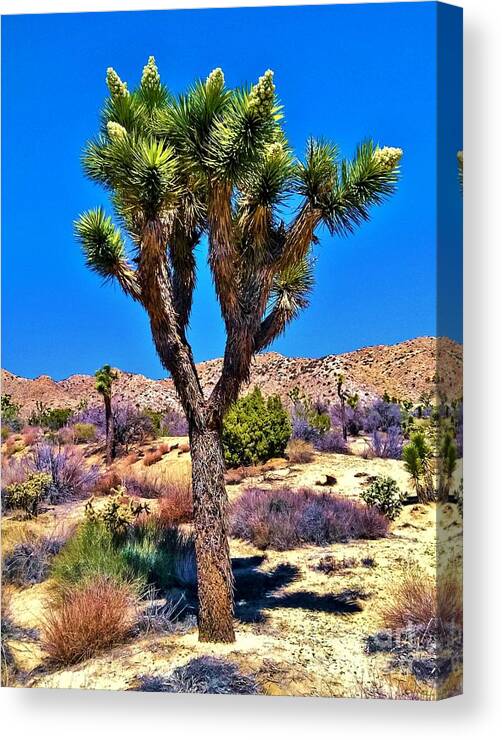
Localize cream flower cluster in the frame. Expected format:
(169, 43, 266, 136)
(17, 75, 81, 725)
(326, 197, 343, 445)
(373, 146, 403, 170)
(206, 67, 225, 89)
(107, 121, 127, 140)
(141, 56, 160, 90)
(106, 67, 129, 99)
(249, 69, 275, 117)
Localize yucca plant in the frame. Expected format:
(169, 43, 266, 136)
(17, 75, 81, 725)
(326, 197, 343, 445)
(75, 57, 402, 642)
(402, 430, 434, 502)
(94, 364, 118, 464)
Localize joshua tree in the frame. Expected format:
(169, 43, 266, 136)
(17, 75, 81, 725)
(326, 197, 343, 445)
(402, 430, 434, 502)
(95, 364, 118, 464)
(75, 57, 402, 642)
(336, 374, 358, 440)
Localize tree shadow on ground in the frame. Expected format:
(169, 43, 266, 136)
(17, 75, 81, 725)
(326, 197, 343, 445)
(232, 556, 365, 624)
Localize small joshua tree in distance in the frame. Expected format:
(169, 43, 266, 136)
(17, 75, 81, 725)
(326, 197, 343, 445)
(95, 364, 118, 465)
(75, 57, 402, 642)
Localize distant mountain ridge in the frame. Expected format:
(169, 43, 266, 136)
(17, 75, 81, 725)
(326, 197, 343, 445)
(1, 336, 462, 417)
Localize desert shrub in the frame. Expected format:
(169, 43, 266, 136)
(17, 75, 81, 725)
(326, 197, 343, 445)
(286, 439, 315, 464)
(85, 489, 149, 540)
(72, 423, 97, 443)
(162, 408, 189, 437)
(143, 449, 164, 467)
(93, 469, 123, 496)
(141, 408, 168, 438)
(2, 437, 25, 458)
(41, 577, 137, 666)
(223, 388, 291, 467)
(360, 476, 404, 520)
(380, 565, 462, 634)
(113, 404, 155, 452)
(314, 429, 348, 454)
(31, 443, 99, 503)
(1, 426, 10, 442)
(135, 656, 260, 694)
(1, 456, 28, 494)
(230, 487, 389, 550)
(1, 593, 18, 685)
(70, 406, 106, 436)
(124, 521, 197, 589)
(290, 396, 330, 443)
(122, 451, 140, 466)
(364, 398, 402, 433)
(122, 470, 165, 499)
(3, 530, 67, 585)
(2, 472, 52, 517)
(28, 402, 72, 431)
(1, 394, 22, 431)
(315, 555, 358, 574)
(366, 426, 403, 460)
(50, 519, 137, 592)
(156, 477, 193, 527)
(21, 426, 41, 447)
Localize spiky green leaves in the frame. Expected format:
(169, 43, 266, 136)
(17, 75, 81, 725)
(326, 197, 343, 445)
(106, 68, 129, 99)
(75, 208, 127, 279)
(295, 139, 403, 237)
(95, 364, 118, 397)
(271, 257, 315, 318)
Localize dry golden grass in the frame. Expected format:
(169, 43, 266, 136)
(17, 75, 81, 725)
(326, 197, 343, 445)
(41, 577, 137, 666)
(380, 564, 462, 631)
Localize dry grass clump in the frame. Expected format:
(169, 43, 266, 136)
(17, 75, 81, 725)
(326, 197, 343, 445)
(315, 555, 358, 575)
(156, 475, 193, 527)
(143, 449, 164, 467)
(134, 656, 260, 694)
(178, 442, 190, 454)
(380, 565, 463, 632)
(93, 469, 122, 496)
(21, 426, 42, 447)
(3, 528, 69, 585)
(286, 439, 315, 464)
(122, 452, 140, 467)
(41, 577, 137, 666)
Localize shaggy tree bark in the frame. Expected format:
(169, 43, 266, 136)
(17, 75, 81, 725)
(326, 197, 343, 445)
(190, 423, 235, 642)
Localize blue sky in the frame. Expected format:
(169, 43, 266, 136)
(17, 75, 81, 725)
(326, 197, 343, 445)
(1, 2, 462, 380)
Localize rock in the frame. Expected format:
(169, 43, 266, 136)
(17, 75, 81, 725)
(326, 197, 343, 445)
(265, 468, 291, 480)
(315, 474, 337, 486)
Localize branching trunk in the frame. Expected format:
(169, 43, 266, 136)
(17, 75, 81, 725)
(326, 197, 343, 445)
(190, 423, 235, 643)
(104, 395, 114, 465)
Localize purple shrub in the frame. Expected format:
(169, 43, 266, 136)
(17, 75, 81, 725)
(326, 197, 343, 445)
(329, 404, 364, 436)
(70, 406, 106, 436)
(314, 429, 348, 454)
(30, 443, 99, 503)
(113, 405, 154, 450)
(162, 408, 189, 437)
(230, 487, 389, 550)
(364, 399, 402, 433)
(367, 426, 403, 460)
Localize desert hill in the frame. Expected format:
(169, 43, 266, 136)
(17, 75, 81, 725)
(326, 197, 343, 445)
(1, 336, 462, 417)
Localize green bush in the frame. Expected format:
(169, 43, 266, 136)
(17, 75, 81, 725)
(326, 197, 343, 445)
(222, 387, 291, 467)
(2, 426, 11, 442)
(360, 476, 404, 520)
(51, 519, 138, 592)
(73, 423, 97, 443)
(3, 472, 52, 517)
(1, 395, 22, 431)
(28, 402, 72, 431)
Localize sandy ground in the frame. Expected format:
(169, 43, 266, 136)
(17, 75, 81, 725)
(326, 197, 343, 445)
(2, 441, 463, 697)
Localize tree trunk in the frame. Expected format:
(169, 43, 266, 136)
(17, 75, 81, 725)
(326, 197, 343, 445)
(104, 396, 113, 466)
(190, 423, 235, 643)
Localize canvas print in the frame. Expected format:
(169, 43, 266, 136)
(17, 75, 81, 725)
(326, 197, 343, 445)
(1, 2, 463, 699)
